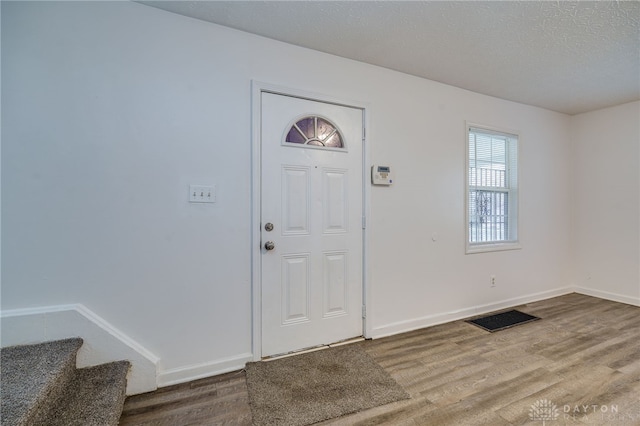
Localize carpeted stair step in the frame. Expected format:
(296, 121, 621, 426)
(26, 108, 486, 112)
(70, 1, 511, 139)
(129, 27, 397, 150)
(1, 338, 131, 426)
(1, 338, 84, 426)
(47, 360, 131, 426)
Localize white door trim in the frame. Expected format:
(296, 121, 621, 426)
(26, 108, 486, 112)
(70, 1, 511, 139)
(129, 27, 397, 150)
(250, 81, 371, 360)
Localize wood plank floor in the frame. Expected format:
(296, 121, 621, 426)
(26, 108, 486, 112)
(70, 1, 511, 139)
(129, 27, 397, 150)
(119, 293, 640, 425)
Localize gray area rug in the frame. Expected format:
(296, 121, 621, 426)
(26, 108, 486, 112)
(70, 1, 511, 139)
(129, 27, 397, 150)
(245, 344, 410, 426)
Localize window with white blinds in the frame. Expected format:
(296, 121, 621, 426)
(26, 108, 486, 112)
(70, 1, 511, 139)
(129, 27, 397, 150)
(466, 125, 519, 253)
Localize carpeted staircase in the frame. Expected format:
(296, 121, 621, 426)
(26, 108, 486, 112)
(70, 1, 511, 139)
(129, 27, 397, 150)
(0, 338, 130, 426)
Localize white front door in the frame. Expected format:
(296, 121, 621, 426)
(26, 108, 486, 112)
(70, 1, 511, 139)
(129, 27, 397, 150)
(260, 92, 364, 357)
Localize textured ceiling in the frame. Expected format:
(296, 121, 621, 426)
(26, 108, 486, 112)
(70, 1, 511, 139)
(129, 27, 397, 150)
(139, 1, 640, 115)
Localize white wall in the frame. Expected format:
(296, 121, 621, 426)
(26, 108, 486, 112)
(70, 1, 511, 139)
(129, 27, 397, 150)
(2, 1, 575, 387)
(365, 74, 573, 335)
(571, 101, 640, 304)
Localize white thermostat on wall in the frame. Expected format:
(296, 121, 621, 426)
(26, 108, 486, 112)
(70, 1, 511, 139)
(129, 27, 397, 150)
(371, 165, 393, 185)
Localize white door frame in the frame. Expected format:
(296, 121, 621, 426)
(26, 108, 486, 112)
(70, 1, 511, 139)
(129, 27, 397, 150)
(251, 81, 372, 360)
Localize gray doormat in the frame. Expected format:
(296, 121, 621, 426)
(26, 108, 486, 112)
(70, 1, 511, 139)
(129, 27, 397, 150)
(245, 344, 409, 426)
(466, 309, 540, 332)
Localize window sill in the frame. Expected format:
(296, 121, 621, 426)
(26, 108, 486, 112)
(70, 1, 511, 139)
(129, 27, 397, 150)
(466, 242, 521, 254)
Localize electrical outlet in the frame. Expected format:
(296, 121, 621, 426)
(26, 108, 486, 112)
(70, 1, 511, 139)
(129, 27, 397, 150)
(189, 185, 216, 203)
(490, 275, 496, 287)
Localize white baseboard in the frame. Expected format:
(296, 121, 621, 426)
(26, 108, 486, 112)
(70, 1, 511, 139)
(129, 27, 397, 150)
(157, 352, 253, 388)
(5, 286, 633, 395)
(370, 287, 575, 339)
(1, 304, 159, 395)
(574, 286, 640, 307)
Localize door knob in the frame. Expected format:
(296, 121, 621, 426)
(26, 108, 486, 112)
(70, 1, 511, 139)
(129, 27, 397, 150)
(264, 241, 275, 251)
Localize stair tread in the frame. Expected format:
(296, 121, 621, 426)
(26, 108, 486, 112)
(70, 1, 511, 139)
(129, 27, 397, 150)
(48, 361, 131, 426)
(0, 338, 83, 426)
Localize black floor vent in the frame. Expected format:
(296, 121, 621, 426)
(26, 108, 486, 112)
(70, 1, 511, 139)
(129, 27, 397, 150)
(466, 309, 540, 332)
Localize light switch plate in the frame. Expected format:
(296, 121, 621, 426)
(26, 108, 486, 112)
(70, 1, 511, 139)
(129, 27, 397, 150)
(189, 185, 216, 203)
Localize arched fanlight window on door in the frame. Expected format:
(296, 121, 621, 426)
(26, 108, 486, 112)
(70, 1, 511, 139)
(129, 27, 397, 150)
(285, 116, 344, 149)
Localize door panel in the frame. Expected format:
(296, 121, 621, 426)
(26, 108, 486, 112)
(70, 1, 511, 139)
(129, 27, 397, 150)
(322, 169, 348, 233)
(281, 166, 310, 235)
(261, 92, 363, 357)
(323, 251, 348, 317)
(281, 254, 310, 324)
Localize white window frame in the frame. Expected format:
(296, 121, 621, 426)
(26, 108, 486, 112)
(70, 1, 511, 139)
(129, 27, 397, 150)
(465, 122, 521, 254)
